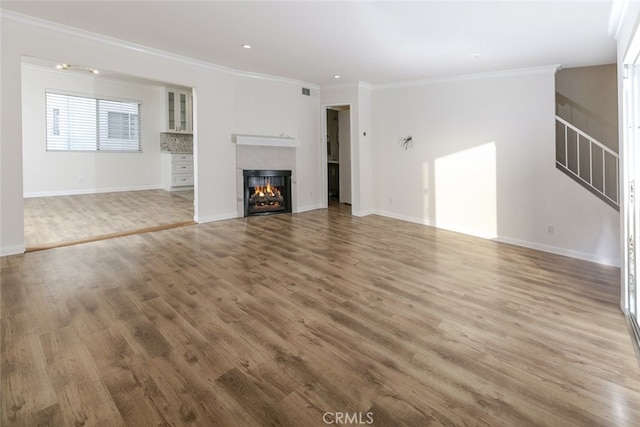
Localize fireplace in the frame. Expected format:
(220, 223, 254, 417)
(243, 170, 292, 216)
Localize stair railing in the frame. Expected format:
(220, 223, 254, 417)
(555, 115, 619, 210)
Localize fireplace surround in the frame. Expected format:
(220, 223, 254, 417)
(234, 134, 298, 217)
(243, 169, 292, 216)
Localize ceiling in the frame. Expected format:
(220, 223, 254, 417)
(1, 1, 617, 86)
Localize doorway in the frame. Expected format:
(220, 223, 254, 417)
(20, 58, 196, 250)
(324, 105, 352, 206)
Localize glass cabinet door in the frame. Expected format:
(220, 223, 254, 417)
(166, 87, 192, 132)
(166, 88, 191, 132)
(180, 93, 187, 131)
(168, 91, 175, 130)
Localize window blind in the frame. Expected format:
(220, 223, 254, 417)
(46, 92, 142, 152)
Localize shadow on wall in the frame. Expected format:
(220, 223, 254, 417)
(423, 141, 498, 239)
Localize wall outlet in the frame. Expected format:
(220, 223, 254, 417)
(547, 225, 554, 235)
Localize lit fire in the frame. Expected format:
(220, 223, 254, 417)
(249, 179, 284, 210)
(253, 180, 281, 198)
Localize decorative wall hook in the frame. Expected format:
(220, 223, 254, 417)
(399, 135, 413, 150)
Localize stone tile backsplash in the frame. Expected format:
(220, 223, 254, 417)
(160, 133, 193, 153)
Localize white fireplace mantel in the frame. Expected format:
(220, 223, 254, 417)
(233, 134, 299, 148)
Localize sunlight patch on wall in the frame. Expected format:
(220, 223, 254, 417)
(434, 142, 497, 239)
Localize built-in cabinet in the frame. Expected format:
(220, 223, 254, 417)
(166, 87, 192, 133)
(161, 87, 193, 191)
(161, 153, 194, 191)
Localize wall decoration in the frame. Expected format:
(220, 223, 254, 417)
(399, 135, 413, 150)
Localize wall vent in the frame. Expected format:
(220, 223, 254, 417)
(302, 87, 311, 96)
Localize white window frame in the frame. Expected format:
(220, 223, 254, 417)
(45, 91, 142, 152)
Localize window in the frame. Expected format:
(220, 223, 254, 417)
(46, 92, 142, 152)
(107, 112, 137, 140)
(52, 108, 60, 136)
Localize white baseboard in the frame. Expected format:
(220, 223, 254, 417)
(352, 208, 375, 217)
(24, 184, 162, 198)
(296, 203, 324, 213)
(494, 236, 621, 267)
(376, 210, 495, 238)
(374, 210, 431, 226)
(1, 244, 26, 257)
(195, 212, 238, 223)
(374, 210, 621, 267)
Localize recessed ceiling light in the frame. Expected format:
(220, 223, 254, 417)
(468, 53, 482, 59)
(333, 75, 341, 79)
(55, 63, 99, 74)
(241, 44, 252, 49)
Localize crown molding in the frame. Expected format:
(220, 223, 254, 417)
(373, 64, 562, 90)
(608, 0, 629, 39)
(1, 10, 319, 90)
(20, 62, 167, 89)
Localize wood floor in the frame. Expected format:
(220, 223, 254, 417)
(2, 203, 639, 426)
(23, 190, 194, 250)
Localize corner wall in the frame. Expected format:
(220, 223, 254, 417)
(372, 68, 620, 266)
(556, 64, 618, 151)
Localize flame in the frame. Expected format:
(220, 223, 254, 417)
(253, 180, 281, 197)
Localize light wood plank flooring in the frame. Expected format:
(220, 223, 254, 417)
(2, 204, 639, 426)
(23, 190, 194, 250)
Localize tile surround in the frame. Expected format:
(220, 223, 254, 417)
(236, 145, 297, 216)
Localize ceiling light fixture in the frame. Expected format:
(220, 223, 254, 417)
(241, 44, 252, 49)
(55, 63, 99, 74)
(468, 53, 481, 59)
(333, 75, 341, 79)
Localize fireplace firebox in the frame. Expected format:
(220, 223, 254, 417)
(243, 170, 292, 216)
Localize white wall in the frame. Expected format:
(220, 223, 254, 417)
(231, 76, 322, 214)
(372, 68, 620, 266)
(295, 89, 322, 212)
(21, 65, 164, 196)
(339, 109, 352, 204)
(1, 19, 25, 255)
(357, 84, 374, 215)
(0, 13, 321, 255)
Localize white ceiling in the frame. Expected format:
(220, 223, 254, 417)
(1, 0, 617, 86)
